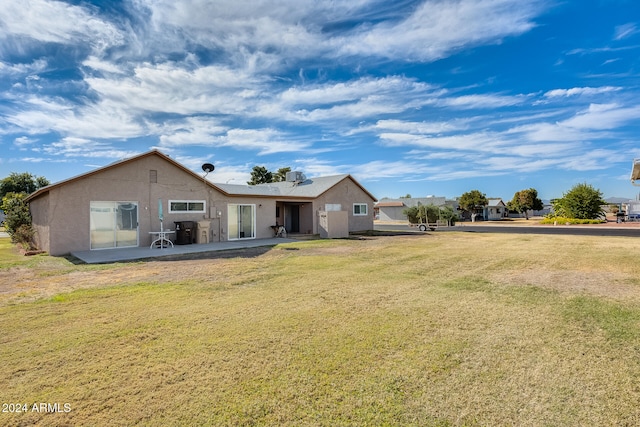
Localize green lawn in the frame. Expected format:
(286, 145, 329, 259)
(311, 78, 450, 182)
(2, 233, 640, 426)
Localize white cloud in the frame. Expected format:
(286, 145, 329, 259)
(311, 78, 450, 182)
(334, 0, 540, 61)
(225, 128, 310, 155)
(0, 59, 48, 76)
(614, 23, 638, 41)
(158, 117, 228, 147)
(562, 148, 621, 171)
(14, 136, 37, 146)
(85, 62, 261, 115)
(373, 119, 466, 135)
(6, 96, 145, 139)
(43, 136, 139, 159)
(158, 119, 310, 155)
(544, 86, 622, 98)
(0, 0, 124, 53)
(560, 103, 640, 131)
(438, 93, 528, 109)
(280, 77, 433, 106)
(508, 122, 596, 142)
(275, 76, 440, 122)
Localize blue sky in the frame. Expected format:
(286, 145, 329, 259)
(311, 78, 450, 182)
(1, 0, 640, 200)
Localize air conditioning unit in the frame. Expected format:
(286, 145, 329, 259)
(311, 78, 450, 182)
(285, 171, 305, 183)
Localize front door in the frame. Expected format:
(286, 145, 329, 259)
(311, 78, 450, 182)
(90, 201, 139, 249)
(228, 204, 255, 239)
(285, 204, 300, 233)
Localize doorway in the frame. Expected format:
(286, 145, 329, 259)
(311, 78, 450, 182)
(228, 204, 255, 239)
(285, 204, 300, 233)
(90, 201, 139, 249)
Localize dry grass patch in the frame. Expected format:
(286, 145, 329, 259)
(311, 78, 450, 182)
(2, 233, 640, 425)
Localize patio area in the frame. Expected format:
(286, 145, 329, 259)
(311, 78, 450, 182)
(71, 237, 299, 264)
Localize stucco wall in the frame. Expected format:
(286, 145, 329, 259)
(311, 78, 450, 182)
(312, 178, 375, 233)
(378, 206, 406, 221)
(29, 194, 51, 253)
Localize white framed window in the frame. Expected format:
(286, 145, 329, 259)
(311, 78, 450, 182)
(325, 204, 342, 211)
(353, 203, 368, 216)
(169, 200, 206, 213)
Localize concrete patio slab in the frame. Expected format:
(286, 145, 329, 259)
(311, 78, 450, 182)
(71, 237, 299, 264)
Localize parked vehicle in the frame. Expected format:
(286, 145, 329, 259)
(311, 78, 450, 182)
(409, 221, 437, 231)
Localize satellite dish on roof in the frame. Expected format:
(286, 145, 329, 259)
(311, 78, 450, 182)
(202, 163, 215, 173)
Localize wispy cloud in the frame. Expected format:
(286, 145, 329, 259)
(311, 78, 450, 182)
(334, 0, 541, 61)
(0, 0, 123, 53)
(614, 23, 638, 41)
(544, 86, 621, 98)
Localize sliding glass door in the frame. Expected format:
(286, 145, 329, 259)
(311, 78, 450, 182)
(90, 202, 138, 249)
(228, 204, 255, 240)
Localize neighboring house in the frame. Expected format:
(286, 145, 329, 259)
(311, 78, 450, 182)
(375, 200, 408, 221)
(484, 199, 507, 221)
(375, 196, 456, 221)
(0, 209, 5, 226)
(623, 201, 640, 220)
(25, 150, 377, 256)
(507, 199, 552, 218)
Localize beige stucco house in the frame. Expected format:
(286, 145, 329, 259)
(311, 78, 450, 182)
(25, 150, 377, 256)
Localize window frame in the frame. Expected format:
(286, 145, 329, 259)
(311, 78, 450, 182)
(168, 200, 206, 214)
(353, 203, 368, 216)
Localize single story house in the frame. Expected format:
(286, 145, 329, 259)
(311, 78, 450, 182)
(485, 199, 507, 221)
(375, 196, 457, 221)
(25, 150, 377, 256)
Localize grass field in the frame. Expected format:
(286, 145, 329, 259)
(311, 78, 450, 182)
(2, 232, 640, 426)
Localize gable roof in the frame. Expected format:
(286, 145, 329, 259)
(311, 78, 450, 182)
(25, 150, 377, 202)
(487, 198, 506, 207)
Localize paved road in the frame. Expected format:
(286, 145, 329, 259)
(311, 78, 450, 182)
(374, 223, 640, 238)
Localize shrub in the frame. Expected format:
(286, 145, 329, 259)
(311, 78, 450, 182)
(12, 224, 36, 250)
(1, 192, 31, 236)
(540, 216, 605, 225)
(552, 183, 605, 220)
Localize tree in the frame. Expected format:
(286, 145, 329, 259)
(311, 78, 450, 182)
(247, 166, 294, 185)
(552, 183, 605, 220)
(403, 204, 457, 226)
(439, 205, 458, 226)
(247, 166, 273, 185)
(458, 190, 488, 221)
(0, 172, 49, 198)
(507, 188, 544, 219)
(0, 172, 48, 248)
(1, 192, 32, 242)
(273, 167, 291, 182)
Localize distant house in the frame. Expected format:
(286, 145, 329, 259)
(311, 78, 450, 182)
(375, 196, 456, 221)
(507, 199, 553, 218)
(485, 199, 507, 221)
(25, 150, 377, 256)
